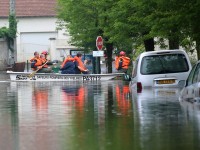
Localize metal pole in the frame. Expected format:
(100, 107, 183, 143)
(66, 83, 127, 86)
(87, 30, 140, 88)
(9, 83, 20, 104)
(10, 0, 16, 14)
(26, 60, 29, 72)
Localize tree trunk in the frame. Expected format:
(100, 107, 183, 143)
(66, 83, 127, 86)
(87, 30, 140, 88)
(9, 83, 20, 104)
(196, 39, 200, 60)
(106, 42, 113, 73)
(144, 38, 154, 51)
(169, 38, 179, 49)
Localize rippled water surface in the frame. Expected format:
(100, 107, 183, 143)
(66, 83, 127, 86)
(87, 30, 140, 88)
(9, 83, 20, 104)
(0, 72, 200, 150)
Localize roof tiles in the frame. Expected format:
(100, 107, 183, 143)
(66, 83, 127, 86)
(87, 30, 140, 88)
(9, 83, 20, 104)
(0, 0, 56, 17)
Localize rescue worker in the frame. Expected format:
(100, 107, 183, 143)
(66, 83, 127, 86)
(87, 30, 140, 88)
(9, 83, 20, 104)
(61, 55, 75, 68)
(60, 55, 76, 74)
(115, 51, 130, 73)
(74, 53, 89, 74)
(39, 54, 53, 73)
(30, 51, 43, 72)
(41, 50, 53, 66)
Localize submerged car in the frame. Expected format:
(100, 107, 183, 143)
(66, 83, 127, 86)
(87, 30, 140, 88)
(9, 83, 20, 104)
(179, 60, 200, 102)
(130, 50, 192, 92)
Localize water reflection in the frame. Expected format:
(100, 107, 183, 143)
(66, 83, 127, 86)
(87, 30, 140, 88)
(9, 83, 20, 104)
(2, 79, 200, 150)
(0, 81, 133, 150)
(62, 84, 85, 112)
(131, 87, 200, 150)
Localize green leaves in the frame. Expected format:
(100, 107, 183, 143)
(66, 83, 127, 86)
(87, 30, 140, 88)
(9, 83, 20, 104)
(0, 27, 9, 38)
(57, 0, 200, 58)
(0, 14, 17, 52)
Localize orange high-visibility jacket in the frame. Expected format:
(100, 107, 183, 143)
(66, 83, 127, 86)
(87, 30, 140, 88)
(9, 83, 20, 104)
(61, 57, 75, 68)
(74, 56, 87, 72)
(40, 58, 48, 68)
(115, 56, 130, 70)
(115, 56, 121, 70)
(30, 57, 43, 70)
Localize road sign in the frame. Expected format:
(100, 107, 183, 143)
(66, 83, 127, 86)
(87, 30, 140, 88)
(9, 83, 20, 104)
(96, 36, 103, 50)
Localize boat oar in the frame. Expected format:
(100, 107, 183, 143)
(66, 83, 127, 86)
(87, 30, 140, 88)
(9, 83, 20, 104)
(28, 61, 49, 78)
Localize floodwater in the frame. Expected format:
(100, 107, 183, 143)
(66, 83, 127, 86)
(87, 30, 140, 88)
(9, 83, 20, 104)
(0, 72, 200, 150)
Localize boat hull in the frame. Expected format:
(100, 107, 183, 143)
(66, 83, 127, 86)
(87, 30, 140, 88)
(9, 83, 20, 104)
(7, 71, 124, 81)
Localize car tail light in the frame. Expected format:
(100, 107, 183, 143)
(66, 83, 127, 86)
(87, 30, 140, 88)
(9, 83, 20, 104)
(137, 82, 142, 93)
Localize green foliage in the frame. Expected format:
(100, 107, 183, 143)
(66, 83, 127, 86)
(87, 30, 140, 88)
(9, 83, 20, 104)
(57, 0, 200, 60)
(0, 27, 9, 38)
(0, 14, 17, 52)
(8, 14, 17, 39)
(57, 0, 99, 51)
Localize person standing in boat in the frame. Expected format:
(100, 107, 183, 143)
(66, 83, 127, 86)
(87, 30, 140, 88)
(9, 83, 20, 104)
(74, 53, 89, 74)
(60, 55, 76, 74)
(115, 51, 130, 73)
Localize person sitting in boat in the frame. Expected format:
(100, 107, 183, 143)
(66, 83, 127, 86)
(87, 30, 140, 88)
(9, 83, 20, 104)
(30, 52, 52, 73)
(41, 50, 53, 66)
(74, 53, 89, 74)
(30, 51, 43, 71)
(39, 54, 53, 73)
(115, 51, 130, 73)
(60, 55, 76, 74)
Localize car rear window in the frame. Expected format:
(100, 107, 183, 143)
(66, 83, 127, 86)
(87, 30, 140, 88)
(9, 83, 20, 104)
(140, 54, 189, 75)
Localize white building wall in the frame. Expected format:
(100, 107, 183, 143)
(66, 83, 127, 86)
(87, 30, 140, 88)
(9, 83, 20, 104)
(0, 17, 74, 62)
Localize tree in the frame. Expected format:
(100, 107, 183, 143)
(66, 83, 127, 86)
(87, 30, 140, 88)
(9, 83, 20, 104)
(57, 0, 116, 73)
(57, 0, 200, 69)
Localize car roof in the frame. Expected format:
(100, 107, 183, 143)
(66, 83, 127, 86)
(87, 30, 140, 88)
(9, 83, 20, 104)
(137, 49, 187, 59)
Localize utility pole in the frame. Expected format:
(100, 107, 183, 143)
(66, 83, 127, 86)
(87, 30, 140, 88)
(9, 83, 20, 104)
(10, 0, 16, 14)
(9, 0, 17, 64)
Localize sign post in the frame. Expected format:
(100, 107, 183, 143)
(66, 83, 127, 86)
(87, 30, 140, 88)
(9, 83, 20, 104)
(95, 36, 103, 74)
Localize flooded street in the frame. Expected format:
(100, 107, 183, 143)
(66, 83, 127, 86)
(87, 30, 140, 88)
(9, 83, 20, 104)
(0, 73, 200, 150)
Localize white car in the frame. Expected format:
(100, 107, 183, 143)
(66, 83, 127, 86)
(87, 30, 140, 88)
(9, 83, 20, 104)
(179, 61, 200, 102)
(130, 50, 192, 92)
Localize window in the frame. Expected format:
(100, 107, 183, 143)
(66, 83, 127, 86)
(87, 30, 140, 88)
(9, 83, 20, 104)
(140, 54, 189, 75)
(192, 64, 200, 84)
(186, 64, 197, 86)
(132, 59, 138, 77)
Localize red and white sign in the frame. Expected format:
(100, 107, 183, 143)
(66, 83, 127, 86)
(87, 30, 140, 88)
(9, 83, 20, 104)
(96, 36, 103, 50)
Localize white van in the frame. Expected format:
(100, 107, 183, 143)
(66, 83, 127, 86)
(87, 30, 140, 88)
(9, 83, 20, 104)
(130, 50, 192, 92)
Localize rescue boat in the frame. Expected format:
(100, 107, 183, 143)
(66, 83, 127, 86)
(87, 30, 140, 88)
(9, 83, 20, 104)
(7, 71, 124, 81)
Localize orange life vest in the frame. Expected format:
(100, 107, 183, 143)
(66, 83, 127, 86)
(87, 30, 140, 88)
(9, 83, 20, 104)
(115, 56, 130, 70)
(74, 56, 86, 72)
(40, 58, 48, 68)
(121, 56, 130, 69)
(61, 57, 75, 68)
(30, 57, 43, 70)
(115, 56, 121, 70)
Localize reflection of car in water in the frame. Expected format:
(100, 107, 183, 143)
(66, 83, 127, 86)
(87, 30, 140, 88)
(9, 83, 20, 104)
(131, 88, 181, 101)
(131, 87, 181, 130)
(130, 50, 192, 92)
(179, 97, 200, 122)
(179, 61, 200, 103)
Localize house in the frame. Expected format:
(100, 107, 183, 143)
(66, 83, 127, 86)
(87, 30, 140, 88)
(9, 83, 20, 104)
(0, 0, 76, 63)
